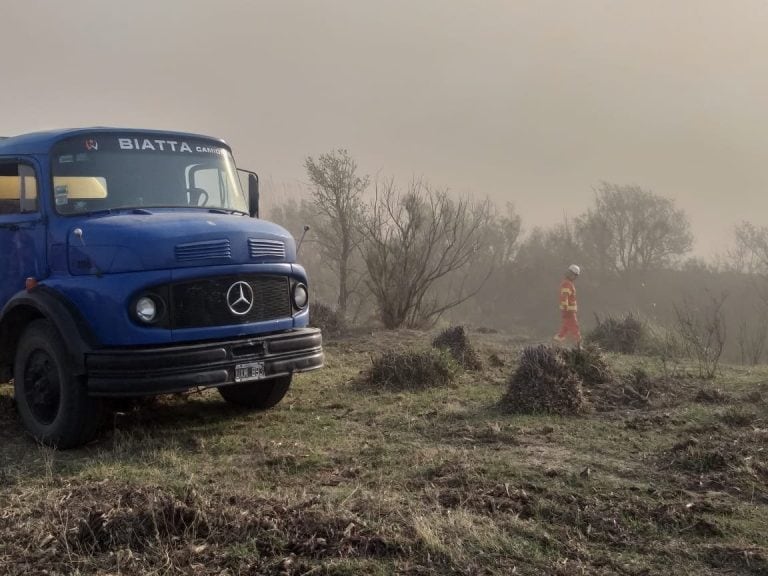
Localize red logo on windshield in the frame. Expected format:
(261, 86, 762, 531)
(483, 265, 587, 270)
(85, 139, 99, 151)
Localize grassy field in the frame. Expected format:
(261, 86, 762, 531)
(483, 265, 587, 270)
(0, 329, 766, 575)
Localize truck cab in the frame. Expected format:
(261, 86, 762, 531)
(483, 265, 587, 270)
(0, 128, 323, 447)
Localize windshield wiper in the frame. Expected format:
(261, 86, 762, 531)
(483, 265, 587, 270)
(207, 207, 246, 215)
(83, 206, 137, 216)
(84, 208, 120, 216)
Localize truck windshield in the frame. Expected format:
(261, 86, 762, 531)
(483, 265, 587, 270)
(50, 133, 248, 215)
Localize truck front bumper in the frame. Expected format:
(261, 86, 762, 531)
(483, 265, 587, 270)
(85, 328, 323, 396)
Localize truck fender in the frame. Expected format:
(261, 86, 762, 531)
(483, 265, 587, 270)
(0, 286, 94, 376)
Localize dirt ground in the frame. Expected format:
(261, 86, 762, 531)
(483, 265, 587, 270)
(0, 329, 766, 575)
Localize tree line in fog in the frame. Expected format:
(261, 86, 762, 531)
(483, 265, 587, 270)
(265, 149, 768, 363)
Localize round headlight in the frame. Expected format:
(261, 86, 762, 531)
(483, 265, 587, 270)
(293, 283, 308, 309)
(136, 296, 157, 323)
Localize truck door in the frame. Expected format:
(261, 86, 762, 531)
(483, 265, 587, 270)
(0, 161, 46, 304)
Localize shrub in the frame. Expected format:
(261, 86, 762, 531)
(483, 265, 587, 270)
(674, 292, 728, 379)
(432, 326, 482, 370)
(645, 324, 686, 379)
(586, 313, 645, 354)
(310, 302, 346, 338)
(500, 345, 587, 415)
(367, 349, 460, 391)
(719, 407, 757, 428)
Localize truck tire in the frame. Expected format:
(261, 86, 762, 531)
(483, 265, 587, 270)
(218, 374, 292, 409)
(14, 319, 101, 448)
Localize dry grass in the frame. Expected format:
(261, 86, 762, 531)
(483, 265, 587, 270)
(0, 328, 767, 575)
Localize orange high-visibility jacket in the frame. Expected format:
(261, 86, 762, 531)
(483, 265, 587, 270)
(559, 279, 577, 312)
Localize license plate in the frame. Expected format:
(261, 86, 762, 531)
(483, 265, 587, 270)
(234, 361, 266, 382)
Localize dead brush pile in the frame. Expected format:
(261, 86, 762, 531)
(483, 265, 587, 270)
(366, 348, 460, 391)
(500, 345, 588, 415)
(501, 343, 686, 413)
(431, 325, 482, 370)
(560, 344, 614, 385)
(585, 364, 671, 412)
(566, 346, 677, 411)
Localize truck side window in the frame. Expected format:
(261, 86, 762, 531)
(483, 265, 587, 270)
(0, 163, 38, 215)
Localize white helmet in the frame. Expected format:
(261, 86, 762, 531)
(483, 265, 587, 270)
(568, 264, 581, 276)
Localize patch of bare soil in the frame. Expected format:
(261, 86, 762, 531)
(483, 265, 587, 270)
(658, 426, 768, 503)
(703, 544, 768, 575)
(623, 412, 686, 431)
(694, 388, 732, 404)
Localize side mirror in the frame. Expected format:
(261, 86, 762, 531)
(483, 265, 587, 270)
(248, 173, 259, 218)
(297, 225, 310, 255)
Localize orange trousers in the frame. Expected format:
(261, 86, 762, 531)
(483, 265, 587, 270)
(555, 311, 581, 343)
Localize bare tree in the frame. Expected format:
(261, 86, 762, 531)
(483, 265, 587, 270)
(515, 217, 581, 274)
(576, 183, 693, 275)
(730, 221, 768, 274)
(451, 202, 522, 322)
(304, 150, 369, 318)
(361, 178, 492, 329)
(486, 202, 522, 267)
(674, 291, 728, 379)
(736, 313, 768, 366)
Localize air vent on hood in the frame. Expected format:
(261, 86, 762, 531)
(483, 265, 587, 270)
(175, 239, 231, 262)
(249, 238, 286, 260)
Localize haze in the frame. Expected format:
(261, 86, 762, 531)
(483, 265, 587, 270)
(3, 0, 767, 257)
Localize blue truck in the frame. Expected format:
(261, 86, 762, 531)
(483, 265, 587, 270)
(0, 128, 323, 447)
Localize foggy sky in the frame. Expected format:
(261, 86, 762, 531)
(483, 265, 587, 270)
(3, 0, 768, 258)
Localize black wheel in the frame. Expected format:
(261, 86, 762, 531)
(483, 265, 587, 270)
(14, 320, 101, 448)
(218, 374, 292, 409)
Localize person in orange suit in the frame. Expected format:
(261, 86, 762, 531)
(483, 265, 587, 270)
(554, 264, 581, 346)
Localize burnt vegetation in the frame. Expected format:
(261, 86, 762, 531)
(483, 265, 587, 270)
(1, 327, 767, 574)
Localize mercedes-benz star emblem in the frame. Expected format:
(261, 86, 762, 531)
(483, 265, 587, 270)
(226, 281, 254, 316)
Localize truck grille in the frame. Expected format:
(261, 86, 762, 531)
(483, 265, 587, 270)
(171, 275, 291, 329)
